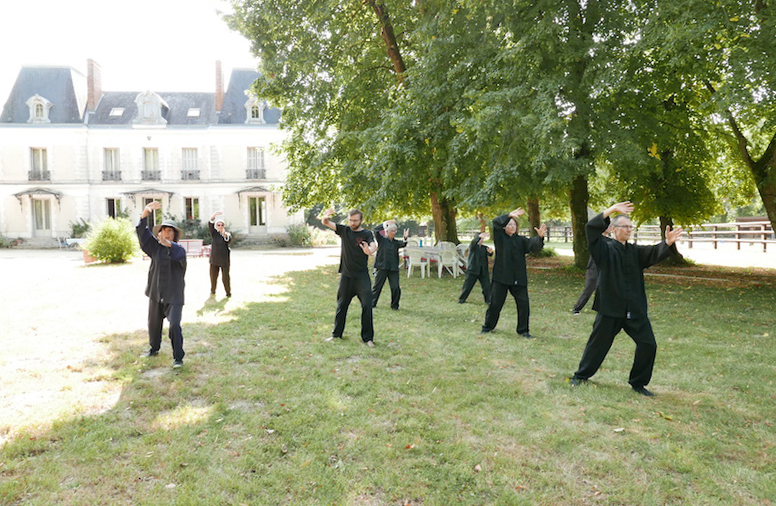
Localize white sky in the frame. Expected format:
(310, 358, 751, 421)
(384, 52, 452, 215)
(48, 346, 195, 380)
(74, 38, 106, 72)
(0, 0, 258, 103)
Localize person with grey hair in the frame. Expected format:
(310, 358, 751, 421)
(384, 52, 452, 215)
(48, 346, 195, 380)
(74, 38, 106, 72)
(372, 220, 409, 310)
(568, 201, 684, 396)
(208, 211, 232, 297)
(136, 201, 187, 368)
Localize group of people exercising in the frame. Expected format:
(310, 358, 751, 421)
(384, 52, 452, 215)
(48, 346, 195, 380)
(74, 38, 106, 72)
(136, 200, 684, 396)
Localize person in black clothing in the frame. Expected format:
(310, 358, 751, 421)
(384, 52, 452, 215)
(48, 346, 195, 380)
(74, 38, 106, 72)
(136, 201, 187, 368)
(208, 211, 231, 297)
(569, 201, 684, 396)
(572, 225, 613, 315)
(458, 232, 493, 304)
(322, 208, 377, 346)
(481, 208, 546, 338)
(372, 220, 408, 310)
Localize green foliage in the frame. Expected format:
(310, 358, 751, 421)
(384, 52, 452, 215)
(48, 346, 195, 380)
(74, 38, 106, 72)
(69, 218, 91, 238)
(83, 217, 138, 263)
(285, 223, 313, 247)
(529, 246, 558, 258)
(0, 235, 13, 248)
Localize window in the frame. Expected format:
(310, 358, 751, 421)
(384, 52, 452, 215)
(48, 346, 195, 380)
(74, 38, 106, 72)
(34, 199, 51, 231)
(26, 94, 52, 123)
(133, 91, 168, 125)
(29, 148, 49, 180)
(247, 147, 265, 179)
(187, 108, 200, 118)
(249, 196, 266, 226)
(103, 148, 120, 181)
(185, 198, 200, 220)
(251, 104, 261, 119)
(109, 108, 125, 117)
(143, 148, 160, 180)
(143, 198, 163, 226)
(181, 148, 199, 180)
(244, 98, 267, 124)
(107, 198, 122, 219)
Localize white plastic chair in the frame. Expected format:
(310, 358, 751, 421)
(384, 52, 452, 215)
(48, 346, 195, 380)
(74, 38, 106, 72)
(456, 243, 469, 273)
(436, 248, 460, 278)
(405, 248, 428, 278)
(438, 241, 456, 250)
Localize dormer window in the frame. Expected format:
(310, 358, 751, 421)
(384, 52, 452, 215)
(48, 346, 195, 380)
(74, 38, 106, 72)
(133, 91, 168, 126)
(244, 96, 267, 124)
(26, 94, 52, 124)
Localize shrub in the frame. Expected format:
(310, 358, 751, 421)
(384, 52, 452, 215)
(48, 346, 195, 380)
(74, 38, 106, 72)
(529, 246, 558, 258)
(0, 236, 12, 248)
(286, 223, 313, 247)
(83, 217, 138, 263)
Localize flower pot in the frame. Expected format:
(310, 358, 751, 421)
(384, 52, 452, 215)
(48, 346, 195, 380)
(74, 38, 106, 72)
(82, 249, 97, 263)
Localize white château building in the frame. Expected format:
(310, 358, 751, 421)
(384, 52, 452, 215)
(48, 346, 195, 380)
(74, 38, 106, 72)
(0, 59, 303, 245)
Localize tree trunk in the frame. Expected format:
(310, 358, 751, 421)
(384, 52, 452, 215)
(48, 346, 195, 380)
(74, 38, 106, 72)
(569, 175, 589, 269)
(527, 197, 540, 237)
(659, 215, 688, 266)
(366, 1, 407, 83)
(430, 191, 458, 243)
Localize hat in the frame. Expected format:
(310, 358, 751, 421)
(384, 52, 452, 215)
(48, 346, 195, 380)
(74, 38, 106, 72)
(214, 217, 226, 226)
(152, 219, 182, 242)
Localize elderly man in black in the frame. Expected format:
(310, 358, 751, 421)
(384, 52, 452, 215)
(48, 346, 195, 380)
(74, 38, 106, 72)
(208, 211, 232, 297)
(569, 201, 684, 396)
(372, 220, 408, 310)
(481, 208, 546, 338)
(458, 232, 493, 304)
(322, 208, 377, 346)
(136, 201, 187, 368)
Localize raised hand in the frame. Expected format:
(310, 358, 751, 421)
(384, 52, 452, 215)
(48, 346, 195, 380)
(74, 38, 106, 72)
(605, 201, 635, 218)
(508, 208, 526, 220)
(535, 223, 547, 238)
(665, 225, 684, 246)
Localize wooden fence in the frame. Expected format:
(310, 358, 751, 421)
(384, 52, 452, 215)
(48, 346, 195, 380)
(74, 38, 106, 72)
(545, 220, 775, 252)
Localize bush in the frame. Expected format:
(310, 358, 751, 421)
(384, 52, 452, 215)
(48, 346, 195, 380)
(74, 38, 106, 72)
(83, 217, 138, 263)
(529, 246, 558, 258)
(69, 218, 91, 238)
(286, 223, 313, 247)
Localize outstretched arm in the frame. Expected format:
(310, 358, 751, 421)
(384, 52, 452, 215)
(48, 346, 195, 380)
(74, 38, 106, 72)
(603, 201, 634, 219)
(665, 225, 684, 246)
(321, 207, 337, 231)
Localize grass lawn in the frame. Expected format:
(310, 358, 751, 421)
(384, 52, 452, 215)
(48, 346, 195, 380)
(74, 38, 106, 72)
(2, 256, 774, 505)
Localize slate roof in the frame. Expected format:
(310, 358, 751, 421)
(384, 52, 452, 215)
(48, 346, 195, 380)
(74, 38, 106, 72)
(1, 67, 87, 124)
(1, 65, 280, 126)
(89, 92, 218, 126)
(217, 69, 281, 125)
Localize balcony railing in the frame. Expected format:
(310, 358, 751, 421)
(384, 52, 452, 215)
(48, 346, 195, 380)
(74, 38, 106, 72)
(181, 169, 200, 181)
(141, 170, 161, 181)
(102, 171, 122, 181)
(28, 170, 50, 181)
(246, 168, 266, 180)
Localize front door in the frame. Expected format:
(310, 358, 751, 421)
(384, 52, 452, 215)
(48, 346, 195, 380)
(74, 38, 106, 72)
(33, 199, 51, 238)
(248, 196, 267, 235)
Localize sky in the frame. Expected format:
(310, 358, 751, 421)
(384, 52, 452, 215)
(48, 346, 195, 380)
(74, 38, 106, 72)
(0, 0, 258, 104)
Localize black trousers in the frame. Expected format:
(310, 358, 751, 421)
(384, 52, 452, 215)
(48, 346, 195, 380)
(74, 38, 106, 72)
(573, 263, 598, 311)
(333, 274, 374, 342)
(372, 269, 401, 309)
(148, 299, 185, 361)
(459, 269, 491, 304)
(210, 263, 231, 296)
(482, 282, 529, 334)
(573, 312, 657, 388)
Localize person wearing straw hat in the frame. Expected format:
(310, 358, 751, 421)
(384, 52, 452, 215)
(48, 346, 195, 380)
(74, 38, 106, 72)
(136, 201, 187, 368)
(208, 211, 232, 297)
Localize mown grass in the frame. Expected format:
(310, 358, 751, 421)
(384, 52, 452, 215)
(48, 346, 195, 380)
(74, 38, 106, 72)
(2, 258, 775, 505)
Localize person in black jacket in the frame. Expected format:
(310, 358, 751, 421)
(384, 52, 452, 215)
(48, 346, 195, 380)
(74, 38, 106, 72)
(322, 207, 377, 346)
(372, 220, 408, 310)
(569, 201, 684, 396)
(572, 225, 613, 315)
(481, 208, 546, 338)
(458, 232, 493, 304)
(208, 211, 231, 297)
(136, 201, 187, 368)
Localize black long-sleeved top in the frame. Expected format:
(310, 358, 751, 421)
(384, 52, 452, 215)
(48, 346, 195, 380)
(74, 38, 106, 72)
(491, 214, 544, 286)
(588, 213, 670, 319)
(137, 217, 187, 305)
(208, 221, 231, 267)
(373, 223, 407, 272)
(466, 236, 492, 275)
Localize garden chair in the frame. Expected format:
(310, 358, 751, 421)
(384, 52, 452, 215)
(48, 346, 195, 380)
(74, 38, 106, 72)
(405, 248, 428, 279)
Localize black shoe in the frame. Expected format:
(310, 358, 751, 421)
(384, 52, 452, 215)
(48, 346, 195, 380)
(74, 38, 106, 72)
(172, 360, 184, 368)
(568, 376, 587, 387)
(632, 386, 655, 397)
(520, 332, 535, 340)
(325, 336, 341, 342)
(226, 293, 231, 298)
(142, 350, 159, 357)
(572, 309, 581, 315)
(458, 300, 466, 304)
(391, 307, 399, 311)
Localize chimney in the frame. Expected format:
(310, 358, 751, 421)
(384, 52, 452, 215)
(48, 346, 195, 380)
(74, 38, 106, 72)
(87, 59, 102, 112)
(215, 60, 224, 112)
